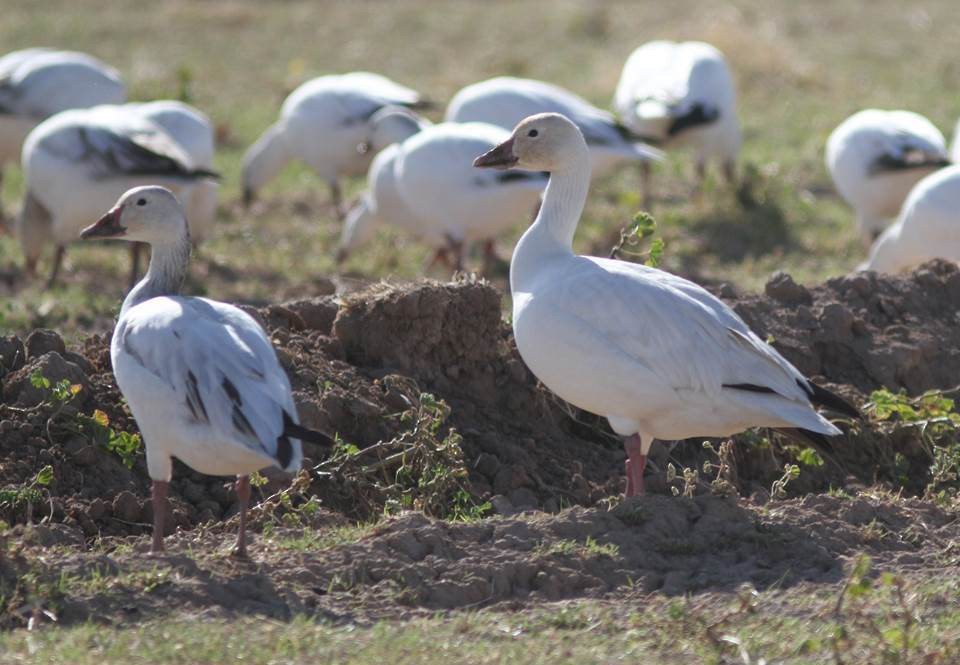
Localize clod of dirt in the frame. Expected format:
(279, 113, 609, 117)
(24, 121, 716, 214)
(764, 271, 812, 305)
(0, 335, 25, 377)
(2, 351, 91, 407)
(25, 329, 66, 359)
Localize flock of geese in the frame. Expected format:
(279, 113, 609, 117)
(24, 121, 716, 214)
(4, 40, 950, 555)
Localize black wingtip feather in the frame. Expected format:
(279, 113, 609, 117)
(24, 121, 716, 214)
(282, 411, 334, 447)
(798, 379, 861, 419)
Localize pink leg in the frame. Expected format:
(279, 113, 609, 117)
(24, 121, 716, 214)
(233, 475, 251, 558)
(623, 434, 647, 497)
(151, 480, 169, 553)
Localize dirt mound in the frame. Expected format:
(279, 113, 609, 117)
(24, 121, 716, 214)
(734, 260, 960, 396)
(1, 264, 959, 543)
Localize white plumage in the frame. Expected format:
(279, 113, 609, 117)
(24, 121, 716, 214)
(340, 111, 547, 269)
(445, 76, 660, 178)
(826, 109, 949, 243)
(613, 41, 740, 179)
(865, 164, 960, 274)
(80, 186, 322, 555)
(474, 113, 854, 495)
(128, 100, 219, 242)
(18, 103, 216, 282)
(241, 72, 428, 215)
(0, 49, 126, 171)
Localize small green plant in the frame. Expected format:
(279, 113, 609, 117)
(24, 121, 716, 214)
(0, 466, 54, 524)
(769, 463, 800, 500)
(667, 462, 698, 497)
(609, 211, 666, 267)
(866, 388, 960, 498)
(70, 410, 142, 469)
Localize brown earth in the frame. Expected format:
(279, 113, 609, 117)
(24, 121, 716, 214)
(1, 261, 960, 628)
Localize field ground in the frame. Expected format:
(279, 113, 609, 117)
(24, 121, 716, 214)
(2, 1, 960, 663)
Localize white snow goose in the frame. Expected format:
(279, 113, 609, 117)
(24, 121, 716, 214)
(474, 113, 858, 496)
(445, 76, 661, 181)
(241, 72, 430, 218)
(865, 164, 960, 274)
(0, 49, 125, 182)
(613, 40, 741, 204)
(79, 186, 331, 556)
(127, 100, 219, 243)
(826, 109, 949, 244)
(339, 108, 547, 271)
(18, 104, 218, 286)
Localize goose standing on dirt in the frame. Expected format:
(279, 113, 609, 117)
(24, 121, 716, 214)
(864, 165, 960, 274)
(474, 113, 858, 496)
(0, 48, 125, 217)
(445, 76, 661, 180)
(128, 100, 219, 243)
(613, 41, 741, 205)
(241, 72, 429, 218)
(826, 109, 949, 244)
(339, 108, 548, 271)
(79, 186, 331, 556)
(18, 104, 218, 285)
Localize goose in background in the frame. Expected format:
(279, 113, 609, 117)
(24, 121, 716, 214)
(339, 108, 547, 271)
(445, 76, 661, 181)
(474, 113, 857, 496)
(864, 164, 960, 274)
(18, 104, 218, 285)
(79, 186, 331, 556)
(128, 100, 218, 243)
(826, 109, 949, 244)
(0, 48, 125, 221)
(614, 40, 741, 204)
(241, 72, 430, 218)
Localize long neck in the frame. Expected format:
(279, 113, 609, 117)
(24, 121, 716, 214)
(120, 230, 191, 316)
(510, 143, 592, 293)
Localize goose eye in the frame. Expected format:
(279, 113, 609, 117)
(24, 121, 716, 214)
(528, 129, 539, 138)
(136, 198, 147, 206)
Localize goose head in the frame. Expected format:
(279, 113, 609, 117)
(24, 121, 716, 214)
(81, 186, 188, 245)
(361, 107, 429, 155)
(473, 112, 586, 172)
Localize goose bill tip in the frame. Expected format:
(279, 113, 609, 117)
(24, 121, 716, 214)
(80, 206, 126, 240)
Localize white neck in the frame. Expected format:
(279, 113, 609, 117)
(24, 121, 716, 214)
(120, 228, 192, 316)
(509, 142, 592, 293)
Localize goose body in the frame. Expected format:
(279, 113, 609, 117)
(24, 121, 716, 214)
(826, 109, 949, 243)
(341, 117, 547, 268)
(0, 49, 126, 169)
(128, 100, 218, 241)
(474, 113, 856, 495)
(445, 76, 660, 178)
(241, 72, 427, 215)
(865, 164, 960, 274)
(80, 186, 328, 555)
(613, 41, 740, 171)
(18, 104, 216, 281)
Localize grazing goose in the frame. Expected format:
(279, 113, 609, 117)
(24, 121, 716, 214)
(339, 109, 547, 271)
(0, 49, 125, 182)
(18, 104, 218, 285)
(826, 109, 949, 244)
(474, 114, 858, 496)
(241, 72, 429, 218)
(865, 165, 960, 274)
(445, 76, 661, 181)
(129, 101, 219, 243)
(613, 40, 741, 203)
(79, 186, 330, 556)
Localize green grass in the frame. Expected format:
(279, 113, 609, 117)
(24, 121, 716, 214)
(1, 1, 959, 338)
(1, 577, 958, 664)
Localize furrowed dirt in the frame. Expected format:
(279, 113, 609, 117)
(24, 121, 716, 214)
(1, 262, 959, 628)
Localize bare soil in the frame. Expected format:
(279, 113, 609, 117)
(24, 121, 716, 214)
(2, 261, 959, 628)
